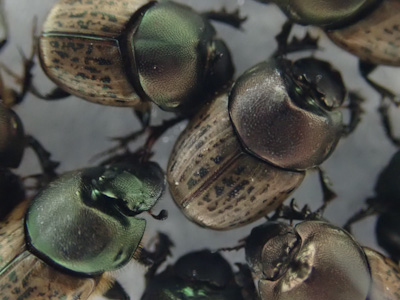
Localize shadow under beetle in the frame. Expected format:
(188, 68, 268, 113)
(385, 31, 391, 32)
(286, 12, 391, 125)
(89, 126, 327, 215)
(141, 246, 257, 300)
(167, 31, 358, 229)
(0, 160, 167, 299)
(38, 0, 235, 116)
(345, 149, 400, 262)
(243, 203, 400, 300)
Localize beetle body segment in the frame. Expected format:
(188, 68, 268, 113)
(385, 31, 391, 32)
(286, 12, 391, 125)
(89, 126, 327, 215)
(0, 204, 112, 300)
(167, 94, 305, 230)
(40, 0, 233, 112)
(25, 162, 165, 275)
(245, 220, 400, 300)
(229, 59, 343, 171)
(327, 0, 400, 66)
(0, 103, 25, 168)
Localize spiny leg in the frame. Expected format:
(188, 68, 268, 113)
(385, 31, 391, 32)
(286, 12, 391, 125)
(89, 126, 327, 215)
(202, 7, 247, 29)
(359, 60, 400, 106)
(342, 91, 365, 136)
(138, 232, 174, 284)
(102, 281, 130, 300)
(378, 101, 400, 146)
(273, 20, 319, 57)
(317, 167, 337, 211)
(343, 204, 376, 233)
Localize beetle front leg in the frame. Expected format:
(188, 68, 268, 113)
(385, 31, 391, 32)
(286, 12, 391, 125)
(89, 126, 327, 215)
(138, 233, 174, 283)
(202, 7, 247, 29)
(378, 101, 400, 147)
(359, 60, 400, 106)
(343, 91, 364, 135)
(102, 281, 130, 300)
(317, 167, 337, 209)
(25, 135, 59, 181)
(343, 204, 377, 233)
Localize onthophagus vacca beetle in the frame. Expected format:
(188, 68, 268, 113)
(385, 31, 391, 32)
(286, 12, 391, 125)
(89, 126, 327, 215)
(0, 159, 168, 299)
(141, 245, 258, 300)
(345, 149, 400, 262)
(37, 0, 238, 118)
(255, 0, 400, 145)
(245, 215, 400, 300)
(167, 29, 361, 230)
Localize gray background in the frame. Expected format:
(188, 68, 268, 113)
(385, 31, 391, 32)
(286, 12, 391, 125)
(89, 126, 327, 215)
(1, 0, 400, 299)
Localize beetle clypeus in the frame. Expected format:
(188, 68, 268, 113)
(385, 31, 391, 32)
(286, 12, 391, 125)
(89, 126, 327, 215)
(141, 246, 257, 300)
(38, 0, 234, 115)
(167, 50, 352, 229)
(245, 219, 400, 300)
(0, 161, 167, 299)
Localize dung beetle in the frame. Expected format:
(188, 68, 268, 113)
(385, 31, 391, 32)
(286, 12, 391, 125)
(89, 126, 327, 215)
(0, 160, 167, 299)
(256, 0, 400, 144)
(167, 42, 355, 229)
(345, 149, 400, 261)
(38, 0, 235, 115)
(245, 219, 400, 300)
(141, 247, 257, 300)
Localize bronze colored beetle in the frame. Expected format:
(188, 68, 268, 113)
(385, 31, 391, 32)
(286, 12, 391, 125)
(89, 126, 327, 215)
(167, 56, 348, 230)
(0, 161, 166, 299)
(245, 220, 400, 300)
(38, 0, 234, 114)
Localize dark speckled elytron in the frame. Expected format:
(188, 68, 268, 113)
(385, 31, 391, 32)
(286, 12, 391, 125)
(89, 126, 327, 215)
(39, 0, 233, 113)
(257, 0, 400, 66)
(245, 220, 400, 300)
(167, 57, 346, 230)
(0, 161, 165, 299)
(142, 249, 257, 300)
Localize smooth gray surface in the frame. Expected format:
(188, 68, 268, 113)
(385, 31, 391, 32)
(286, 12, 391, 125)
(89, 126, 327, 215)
(1, 0, 399, 299)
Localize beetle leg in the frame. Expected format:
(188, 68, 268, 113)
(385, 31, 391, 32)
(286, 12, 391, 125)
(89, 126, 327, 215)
(25, 135, 59, 180)
(202, 7, 247, 29)
(102, 281, 130, 300)
(359, 60, 400, 106)
(273, 20, 319, 56)
(378, 101, 400, 147)
(317, 167, 337, 208)
(29, 86, 71, 101)
(342, 91, 365, 135)
(138, 233, 174, 283)
(343, 204, 377, 233)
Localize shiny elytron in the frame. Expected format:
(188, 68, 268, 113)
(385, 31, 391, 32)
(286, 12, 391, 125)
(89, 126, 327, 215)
(245, 220, 400, 300)
(0, 161, 165, 299)
(168, 56, 346, 230)
(39, 0, 233, 113)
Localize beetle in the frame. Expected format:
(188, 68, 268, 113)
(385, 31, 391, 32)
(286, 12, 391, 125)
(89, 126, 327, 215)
(167, 38, 357, 230)
(245, 219, 400, 300)
(0, 160, 168, 299)
(38, 0, 235, 117)
(141, 247, 258, 300)
(344, 149, 400, 261)
(255, 0, 400, 145)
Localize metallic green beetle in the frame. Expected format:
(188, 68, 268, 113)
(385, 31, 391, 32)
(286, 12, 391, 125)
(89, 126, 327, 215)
(167, 56, 347, 230)
(141, 248, 257, 300)
(245, 220, 400, 300)
(39, 0, 234, 114)
(0, 161, 166, 299)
